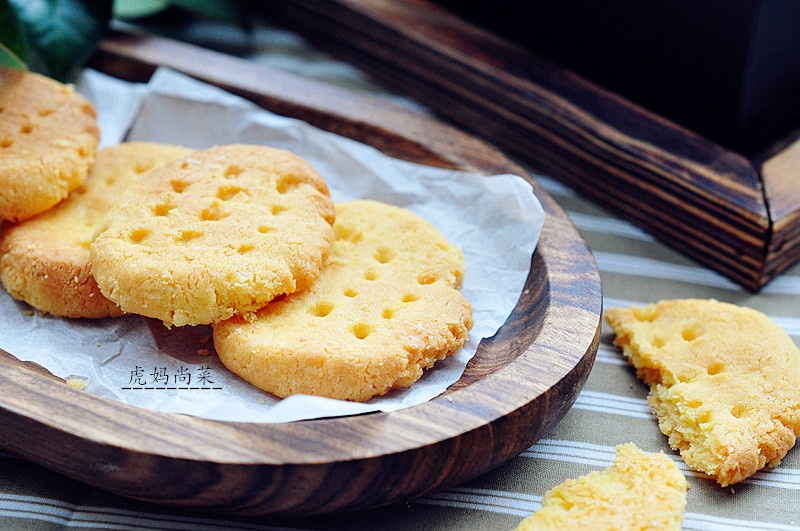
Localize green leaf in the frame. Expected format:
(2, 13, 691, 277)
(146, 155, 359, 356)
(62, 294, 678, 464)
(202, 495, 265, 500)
(0, 41, 27, 70)
(9, 0, 113, 80)
(0, 0, 29, 67)
(112, 0, 169, 20)
(114, 0, 246, 25)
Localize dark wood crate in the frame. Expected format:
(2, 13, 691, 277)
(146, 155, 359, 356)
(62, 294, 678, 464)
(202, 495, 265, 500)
(262, 0, 800, 291)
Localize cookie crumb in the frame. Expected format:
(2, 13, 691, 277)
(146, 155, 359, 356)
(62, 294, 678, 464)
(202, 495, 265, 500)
(514, 443, 687, 530)
(65, 377, 87, 391)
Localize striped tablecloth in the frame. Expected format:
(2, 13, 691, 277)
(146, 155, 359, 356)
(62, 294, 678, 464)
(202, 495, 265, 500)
(1, 21, 798, 531)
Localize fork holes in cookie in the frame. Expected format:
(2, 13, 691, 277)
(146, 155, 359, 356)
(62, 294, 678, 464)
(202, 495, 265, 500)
(352, 323, 371, 339)
(707, 363, 724, 376)
(217, 185, 243, 201)
(382, 308, 394, 319)
(682, 325, 703, 342)
(363, 270, 378, 281)
(200, 203, 229, 221)
(309, 301, 334, 317)
(258, 225, 273, 234)
(272, 204, 288, 216)
(374, 247, 394, 264)
(177, 229, 202, 243)
(418, 273, 437, 285)
(129, 228, 150, 243)
(171, 179, 190, 193)
(134, 162, 153, 174)
(0, 138, 13, 148)
(275, 176, 300, 194)
(334, 225, 362, 243)
(237, 243, 254, 254)
(20, 123, 33, 134)
(344, 288, 358, 297)
(632, 307, 657, 323)
(224, 164, 243, 178)
(152, 203, 173, 217)
(402, 293, 419, 303)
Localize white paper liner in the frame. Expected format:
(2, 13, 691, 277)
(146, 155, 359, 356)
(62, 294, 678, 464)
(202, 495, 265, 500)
(0, 68, 545, 423)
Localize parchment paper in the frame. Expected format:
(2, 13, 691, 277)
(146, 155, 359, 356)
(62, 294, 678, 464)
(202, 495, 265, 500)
(0, 68, 545, 423)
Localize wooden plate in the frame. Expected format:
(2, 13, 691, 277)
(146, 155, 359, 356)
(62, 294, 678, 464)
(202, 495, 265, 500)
(0, 32, 601, 517)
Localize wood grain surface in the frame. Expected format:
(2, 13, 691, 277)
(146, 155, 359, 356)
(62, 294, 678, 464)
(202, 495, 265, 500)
(0, 31, 601, 516)
(260, 0, 800, 291)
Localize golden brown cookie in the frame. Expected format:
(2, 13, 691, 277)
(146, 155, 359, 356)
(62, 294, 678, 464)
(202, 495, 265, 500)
(605, 298, 800, 486)
(90, 144, 336, 327)
(0, 67, 99, 222)
(514, 443, 688, 531)
(212, 199, 473, 402)
(0, 142, 193, 318)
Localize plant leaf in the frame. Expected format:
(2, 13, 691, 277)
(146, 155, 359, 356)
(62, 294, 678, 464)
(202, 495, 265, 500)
(9, 0, 113, 80)
(0, 41, 27, 70)
(0, 0, 29, 67)
(112, 0, 169, 20)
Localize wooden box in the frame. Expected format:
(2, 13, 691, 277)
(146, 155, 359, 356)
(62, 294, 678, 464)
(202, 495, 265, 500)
(264, 0, 800, 291)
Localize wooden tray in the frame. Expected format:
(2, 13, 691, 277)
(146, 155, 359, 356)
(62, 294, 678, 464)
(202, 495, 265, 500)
(0, 32, 601, 516)
(261, 0, 800, 291)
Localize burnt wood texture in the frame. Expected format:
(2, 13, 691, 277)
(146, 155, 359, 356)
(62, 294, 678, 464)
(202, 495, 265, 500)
(260, 0, 800, 291)
(0, 31, 601, 516)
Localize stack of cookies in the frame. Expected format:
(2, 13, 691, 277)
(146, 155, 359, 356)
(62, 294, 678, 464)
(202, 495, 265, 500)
(0, 67, 474, 402)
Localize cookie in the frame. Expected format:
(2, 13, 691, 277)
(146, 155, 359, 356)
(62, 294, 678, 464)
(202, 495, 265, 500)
(605, 298, 800, 486)
(514, 443, 688, 530)
(90, 144, 336, 327)
(212, 199, 473, 402)
(0, 142, 193, 318)
(0, 67, 99, 223)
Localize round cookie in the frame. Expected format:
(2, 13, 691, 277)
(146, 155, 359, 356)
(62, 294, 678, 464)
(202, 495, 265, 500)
(90, 144, 336, 327)
(212, 199, 474, 402)
(0, 67, 100, 222)
(605, 298, 800, 486)
(0, 142, 193, 318)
